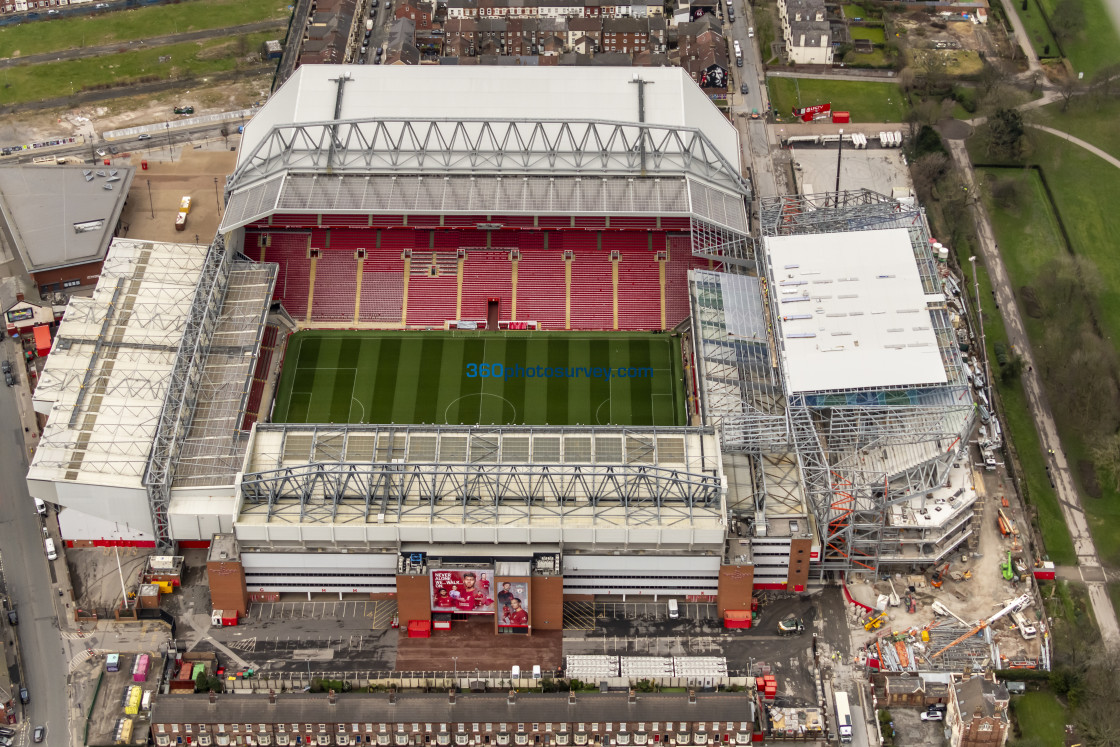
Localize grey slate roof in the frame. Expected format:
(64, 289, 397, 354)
(153, 693, 755, 726)
(0, 165, 133, 273)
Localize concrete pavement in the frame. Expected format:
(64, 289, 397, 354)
(946, 137, 1120, 646)
(1028, 124, 1120, 167)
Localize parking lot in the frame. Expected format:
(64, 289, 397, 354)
(245, 599, 398, 629)
(563, 601, 718, 630)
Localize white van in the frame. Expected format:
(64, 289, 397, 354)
(511, 665, 521, 681)
(34, 498, 47, 516)
(45, 538, 57, 561)
(667, 599, 679, 619)
(747, 26, 754, 37)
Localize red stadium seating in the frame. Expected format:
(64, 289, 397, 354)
(311, 250, 360, 321)
(241, 325, 280, 430)
(568, 250, 614, 330)
(616, 251, 662, 330)
(513, 250, 565, 329)
(263, 232, 312, 321)
(461, 252, 513, 321)
(359, 253, 406, 323)
(249, 221, 702, 331)
(405, 252, 459, 327)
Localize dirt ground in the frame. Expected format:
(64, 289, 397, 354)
(894, 13, 1001, 60)
(119, 148, 238, 244)
(0, 73, 270, 148)
(847, 440, 1044, 665)
(395, 618, 563, 674)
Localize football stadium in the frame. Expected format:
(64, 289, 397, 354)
(25, 65, 979, 632)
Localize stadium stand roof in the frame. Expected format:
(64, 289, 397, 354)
(221, 67, 750, 233)
(236, 424, 726, 540)
(28, 238, 274, 493)
(0, 165, 133, 273)
(764, 228, 950, 395)
(239, 66, 741, 170)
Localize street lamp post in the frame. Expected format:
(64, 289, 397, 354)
(165, 122, 173, 161)
(452, 656, 458, 680)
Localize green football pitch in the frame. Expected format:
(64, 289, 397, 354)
(271, 331, 687, 427)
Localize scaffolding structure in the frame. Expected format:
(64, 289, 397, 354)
(693, 195, 975, 575)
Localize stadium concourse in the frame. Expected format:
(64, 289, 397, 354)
(25, 66, 977, 638)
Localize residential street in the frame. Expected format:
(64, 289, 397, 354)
(0, 340, 69, 746)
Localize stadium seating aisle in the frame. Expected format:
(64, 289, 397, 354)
(568, 250, 614, 330)
(461, 252, 513, 321)
(310, 251, 360, 321)
(514, 251, 566, 329)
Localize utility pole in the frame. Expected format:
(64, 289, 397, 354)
(147, 180, 155, 220)
(834, 128, 843, 208)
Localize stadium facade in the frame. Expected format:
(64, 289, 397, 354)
(26, 67, 978, 631)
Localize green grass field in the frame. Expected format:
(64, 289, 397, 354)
(1011, 692, 1068, 745)
(0, 31, 275, 104)
(0, 0, 290, 58)
(767, 78, 909, 122)
(1038, 0, 1120, 75)
(272, 331, 687, 427)
(1018, 0, 1062, 59)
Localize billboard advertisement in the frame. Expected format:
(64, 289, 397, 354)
(792, 103, 831, 117)
(431, 568, 495, 614)
(496, 579, 530, 628)
(6, 306, 34, 324)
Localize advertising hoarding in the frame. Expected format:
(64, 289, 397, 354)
(496, 579, 530, 627)
(431, 568, 496, 614)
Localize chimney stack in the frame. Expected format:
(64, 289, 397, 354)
(15, 293, 23, 303)
(568, 690, 576, 705)
(390, 688, 397, 704)
(269, 689, 276, 705)
(208, 690, 216, 705)
(688, 690, 696, 704)
(329, 689, 337, 705)
(628, 689, 636, 704)
(508, 690, 517, 705)
(449, 688, 456, 704)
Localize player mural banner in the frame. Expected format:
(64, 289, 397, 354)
(431, 569, 496, 614)
(496, 579, 530, 628)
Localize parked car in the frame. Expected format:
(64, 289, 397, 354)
(6, 609, 17, 626)
(19, 688, 29, 705)
(173, 106, 194, 115)
(4, 372, 14, 387)
(740, 83, 748, 94)
(0, 727, 14, 738)
(137, 133, 151, 140)
(920, 709, 943, 722)
(32, 726, 44, 744)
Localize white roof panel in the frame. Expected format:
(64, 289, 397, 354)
(765, 228, 949, 394)
(241, 65, 741, 172)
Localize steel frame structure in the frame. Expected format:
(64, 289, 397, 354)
(142, 236, 234, 548)
(694, 194, 975, 574)
(228, 118, 751, 197)
(238, 425, 724, 528)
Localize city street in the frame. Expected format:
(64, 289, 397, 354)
(0, 339, 68, 745)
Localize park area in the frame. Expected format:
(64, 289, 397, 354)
(767, 78, 909, 122)
(272, 331, 687, 427)
(970, 100, 1120, 569)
